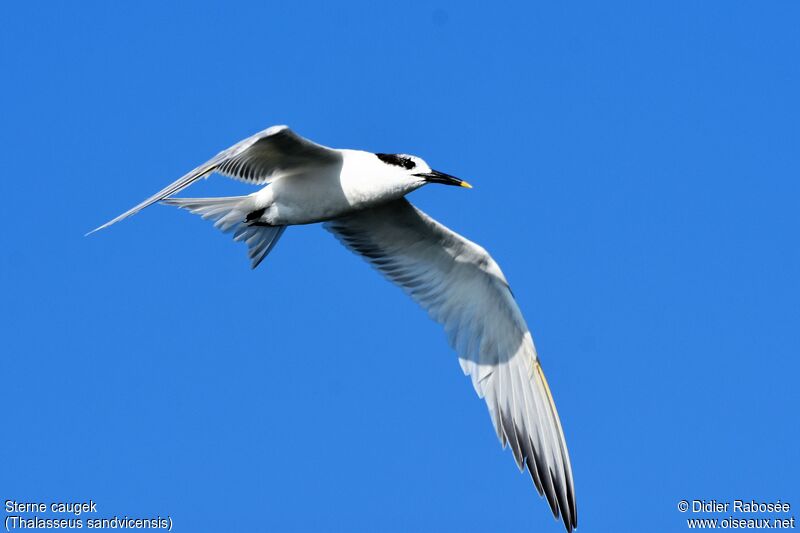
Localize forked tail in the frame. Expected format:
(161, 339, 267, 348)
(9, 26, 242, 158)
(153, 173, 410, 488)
(162, 196, 286, 269)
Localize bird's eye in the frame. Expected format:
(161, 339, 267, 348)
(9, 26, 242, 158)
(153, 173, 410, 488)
(376, 153, 416, 170)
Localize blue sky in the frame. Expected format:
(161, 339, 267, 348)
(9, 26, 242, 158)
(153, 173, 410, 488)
(1, 1, 798, 532)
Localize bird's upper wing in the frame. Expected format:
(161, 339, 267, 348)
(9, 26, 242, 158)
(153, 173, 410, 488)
(325, 199, 577, 531)
(88, 125, 341, 234)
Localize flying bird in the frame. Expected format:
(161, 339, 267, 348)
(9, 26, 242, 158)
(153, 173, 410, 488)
(89, 125, 578, 531)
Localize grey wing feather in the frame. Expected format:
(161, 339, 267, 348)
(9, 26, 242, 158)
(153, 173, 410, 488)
(87, 125, 340, 234)
(215, 126, 339, 182)
(325, 199, 577, 532)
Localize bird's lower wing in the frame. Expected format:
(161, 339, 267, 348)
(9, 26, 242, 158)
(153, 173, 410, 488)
(324, 199, 577, 531)
(88, 125, 341, 234)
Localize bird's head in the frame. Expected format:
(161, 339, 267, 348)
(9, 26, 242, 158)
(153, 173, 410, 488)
(374, 152, 472, 190)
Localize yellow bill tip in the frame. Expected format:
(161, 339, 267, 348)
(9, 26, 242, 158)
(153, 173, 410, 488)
(460, 180, 473, 189)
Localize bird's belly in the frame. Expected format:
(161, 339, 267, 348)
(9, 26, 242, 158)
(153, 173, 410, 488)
(267, 172, 407, 225)
(266, 174, 358, 225)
